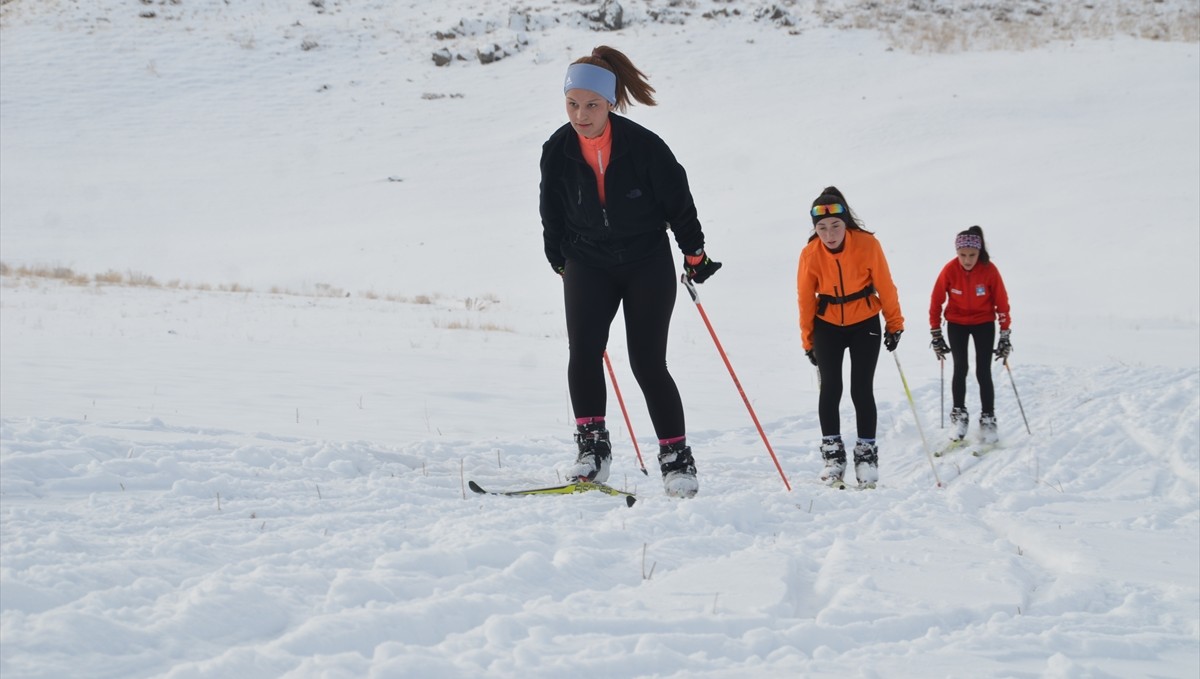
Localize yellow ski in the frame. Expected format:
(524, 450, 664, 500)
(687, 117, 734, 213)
(468, 480, 636, 507)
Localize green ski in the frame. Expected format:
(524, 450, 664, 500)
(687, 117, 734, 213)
(933, 439, 969, 457)
(468, 480, 637, 507)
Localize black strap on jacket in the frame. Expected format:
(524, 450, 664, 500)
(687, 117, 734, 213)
(817, 284, 876, 316)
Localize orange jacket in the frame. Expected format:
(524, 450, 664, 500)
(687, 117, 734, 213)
(797, 229, 904, 350)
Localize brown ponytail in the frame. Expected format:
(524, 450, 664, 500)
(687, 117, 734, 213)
(573, 45, 656, 112)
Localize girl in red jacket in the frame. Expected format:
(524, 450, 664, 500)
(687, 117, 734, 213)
(928, 226, 1012, 444)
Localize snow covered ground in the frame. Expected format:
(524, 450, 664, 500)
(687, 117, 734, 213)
(2, 1, 1198, 677)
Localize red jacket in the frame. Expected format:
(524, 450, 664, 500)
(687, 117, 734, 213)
(929, 259, 1011, 330)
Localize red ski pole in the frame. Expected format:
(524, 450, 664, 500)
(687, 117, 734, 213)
(604, 350, 648, 475)
(681, 275, 791, 491)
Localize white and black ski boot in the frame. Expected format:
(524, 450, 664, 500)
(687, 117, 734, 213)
(950, 407, 969, 441)
(853, 439, 879, 488)
(658, 440, 698, 498)
(819, 436, 847, 486)
(569, 422, 612, 483)
(980, 412, 999, 444)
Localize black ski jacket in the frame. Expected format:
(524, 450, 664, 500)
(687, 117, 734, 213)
(539, 114, 705, 270)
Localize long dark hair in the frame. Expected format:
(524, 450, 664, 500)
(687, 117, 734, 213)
(573, 46, 656, 112)
(807, 186, 873, 242)
(958, 225, 991, 265)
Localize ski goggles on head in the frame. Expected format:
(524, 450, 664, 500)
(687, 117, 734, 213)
(810, 203, 846, 217)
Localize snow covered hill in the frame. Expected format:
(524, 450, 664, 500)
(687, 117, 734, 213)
(2, 1, 1198, 677)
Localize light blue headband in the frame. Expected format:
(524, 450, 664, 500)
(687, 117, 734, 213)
(564, 63, 616, 105)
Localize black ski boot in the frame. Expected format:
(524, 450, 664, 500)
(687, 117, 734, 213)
(980, 412, 999, 444)
(819, 436, 847, 485)
(853, 439, 879, 488)
(569, 422, 611, 483)
(950, 407, 969, 442)
(658, 440, 698, 498)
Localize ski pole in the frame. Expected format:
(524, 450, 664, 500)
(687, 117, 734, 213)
(893, 352, 943, 488)
(1003, 358, 1032, 435)
(604, 350, 648, 475)
(681, 275, 791, 491)
(940, 357, 945, 429)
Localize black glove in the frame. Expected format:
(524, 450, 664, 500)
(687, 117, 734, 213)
(884, 329, 903, 352)
(805, 349, 818, 366)
(994, 329, 1012, 361)
(930, 328, 950, 359)
(683, 250, 722, 284)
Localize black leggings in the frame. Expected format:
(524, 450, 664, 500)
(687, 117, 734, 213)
(811, 315, 881, 439)
(562, 244, 684, 440)
(947, 322, 995, 414)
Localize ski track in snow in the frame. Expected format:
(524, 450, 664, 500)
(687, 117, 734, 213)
(2, 286, 1197, 677)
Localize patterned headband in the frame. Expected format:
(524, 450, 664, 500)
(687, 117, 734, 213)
(955, 234, 983, 250)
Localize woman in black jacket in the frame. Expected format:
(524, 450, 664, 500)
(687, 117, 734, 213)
(540, 45, 720, 498)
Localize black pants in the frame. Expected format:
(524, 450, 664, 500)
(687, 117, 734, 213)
(812, 315, 881, 439)
(947, 322, 995, 414)
(562, 243, 684, 440)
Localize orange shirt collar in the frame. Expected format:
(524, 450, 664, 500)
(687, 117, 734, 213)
(577, 119, 613, 203)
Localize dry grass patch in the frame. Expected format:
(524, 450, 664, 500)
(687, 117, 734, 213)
(93, 270, 125, 285)
(433, 318, 512, 332)
(1, 261, 513, 330)
(1, 263, 91, 285)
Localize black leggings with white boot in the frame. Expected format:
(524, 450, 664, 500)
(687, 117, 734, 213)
(947, 321, 995, 414)
(811, 315, 881, 439)
(562, 243, 685, 440)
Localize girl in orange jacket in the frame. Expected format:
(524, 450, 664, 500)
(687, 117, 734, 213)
(797, 186, 905, 487)
(928, 225, 1011, 444)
